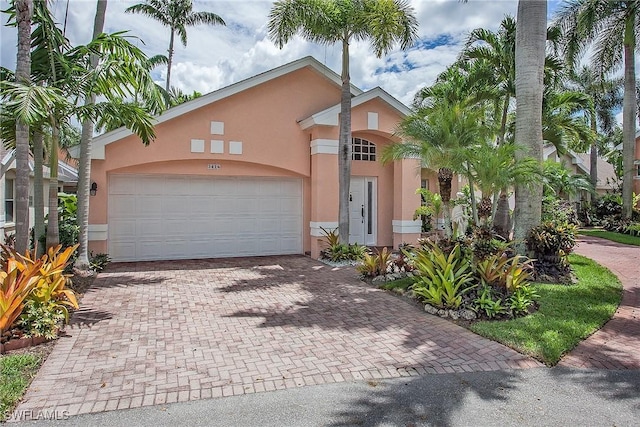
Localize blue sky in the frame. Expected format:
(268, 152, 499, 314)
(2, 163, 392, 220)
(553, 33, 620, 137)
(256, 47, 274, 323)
(1, 0, 567, 106)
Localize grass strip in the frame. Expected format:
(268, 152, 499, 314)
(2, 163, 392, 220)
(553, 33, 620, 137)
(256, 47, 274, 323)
(0, 354, 42, 421)
(579, 229, 640, 246)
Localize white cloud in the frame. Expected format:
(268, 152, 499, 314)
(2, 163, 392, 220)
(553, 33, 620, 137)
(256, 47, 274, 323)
(1, 0, 523, 107)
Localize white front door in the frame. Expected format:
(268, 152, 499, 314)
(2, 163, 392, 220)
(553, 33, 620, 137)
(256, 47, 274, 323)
(349, 177, 376, 246)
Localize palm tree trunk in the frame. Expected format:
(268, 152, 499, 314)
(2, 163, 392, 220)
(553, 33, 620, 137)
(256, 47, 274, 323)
(14, 0, 32, 254)
(76, 0, 107, 268)
(621, 16, 636, 220)
(33, 131, 45, 256)
(589, 111, 598, 188)
(498, 95, 510, 145)
(338, 38, 352, 244)
(493, 192, 511, 240)
(166, 29, 175, 92)
(513, 0, 546, 254)
(466, 173, 479, 225)
(46, 122, 60, 249)
(438, 168, 453, 237)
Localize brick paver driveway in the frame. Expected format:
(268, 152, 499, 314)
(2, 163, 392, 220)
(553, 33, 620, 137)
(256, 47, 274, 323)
(17, 256, 539, 417)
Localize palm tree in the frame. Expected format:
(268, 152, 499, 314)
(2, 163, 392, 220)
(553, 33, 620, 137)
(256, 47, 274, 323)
(542, 160, 594, 199)
(3, 1, 163, 249)
(384, 102, 487, 236)
(542, 88, 594, 154)
(268, 0, 418, 243)
(513, 0, 547, 253)
(554, 0, 639, 219)
(460, 16, 516, 146)
(75, 0, 107, 268)
(125, 0, 225, 92)
(565, 66, 623, 187)
(13, 0, 32, 253)
(469, 142, 540, 232)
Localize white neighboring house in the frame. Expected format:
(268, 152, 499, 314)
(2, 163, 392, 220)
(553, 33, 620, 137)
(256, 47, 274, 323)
(0, 147, 78, 242)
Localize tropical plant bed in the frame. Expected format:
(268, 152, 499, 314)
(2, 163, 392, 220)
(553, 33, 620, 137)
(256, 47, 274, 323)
(469, 254, 622, 365)
(379, 254, 622, 365)
(579, 228, 640, 246)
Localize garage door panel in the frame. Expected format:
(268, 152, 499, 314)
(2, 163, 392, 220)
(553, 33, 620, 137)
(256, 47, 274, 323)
(162, 177, 187, 195)
(110, 219, 136, 238)
(109, 175, 302, 261)
(110, 176, 135, 194)
(110, 241, 136, 260)
(138, 240, 165, 259)
(139, 219, 163, 235)
(111, 196, 137, 217)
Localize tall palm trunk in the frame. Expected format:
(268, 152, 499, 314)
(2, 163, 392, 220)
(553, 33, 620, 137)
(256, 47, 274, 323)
(46, 121, 60, 249)
(14, 0, 32, 254)
(589, 111, 598, 188)
(493, 193, 511, 239)
(338, 38, 352, 244)
(513, 0, 546, 254)
(76, 0, 107, 268)
(438, 167, 453, 237)
(621, 15, 636, 219)
(166, 29, 175, 92)
(33, 131, 45, 255)
(493, 94, 511, 235)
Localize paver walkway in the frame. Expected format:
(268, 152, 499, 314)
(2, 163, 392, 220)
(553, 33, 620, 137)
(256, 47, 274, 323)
(16, 255, 538, 418)
(560, 235, 640, 369)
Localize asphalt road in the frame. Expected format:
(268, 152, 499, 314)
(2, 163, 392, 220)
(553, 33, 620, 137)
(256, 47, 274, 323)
(20, 367, 640, 426)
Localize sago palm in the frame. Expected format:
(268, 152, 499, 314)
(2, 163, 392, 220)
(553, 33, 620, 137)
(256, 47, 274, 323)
(268, 0, 418, 244)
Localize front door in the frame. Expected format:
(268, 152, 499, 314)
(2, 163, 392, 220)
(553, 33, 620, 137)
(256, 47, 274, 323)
(349, 177, 376, 246)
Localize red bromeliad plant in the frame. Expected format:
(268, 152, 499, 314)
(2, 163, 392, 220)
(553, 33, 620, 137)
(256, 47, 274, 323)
(0, 257, 43, 335)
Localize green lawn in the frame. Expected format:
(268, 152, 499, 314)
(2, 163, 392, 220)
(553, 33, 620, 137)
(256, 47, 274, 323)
(579, 228, 640, 246)
(470, 254, 622, 365)
(0, 354, 42, 421)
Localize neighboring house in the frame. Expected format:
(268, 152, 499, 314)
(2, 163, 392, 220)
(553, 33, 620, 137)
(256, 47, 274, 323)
(0, 148, 79, 241)
(80, 57, 430, 262)
(543, 144, 598, 208)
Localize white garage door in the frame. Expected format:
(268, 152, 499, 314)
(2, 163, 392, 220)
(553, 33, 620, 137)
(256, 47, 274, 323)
(108, 174, 303, 261)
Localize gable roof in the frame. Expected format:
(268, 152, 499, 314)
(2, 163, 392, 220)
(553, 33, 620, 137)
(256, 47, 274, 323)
(78, 56, 363, 160)
(298, 86, 410, 129)
(1, 149, 78, 183)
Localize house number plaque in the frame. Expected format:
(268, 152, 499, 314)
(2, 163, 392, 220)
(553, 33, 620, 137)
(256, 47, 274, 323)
(207, 164, 221, 170)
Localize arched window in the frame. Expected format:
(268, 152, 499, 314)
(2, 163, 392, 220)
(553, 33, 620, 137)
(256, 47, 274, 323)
(352, 137, 376, 161)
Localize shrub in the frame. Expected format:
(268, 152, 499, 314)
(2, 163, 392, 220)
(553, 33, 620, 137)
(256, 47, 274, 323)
(601, 216, 632, 233)
(411, 243, 475, 309)
(1, 245, 78, 339)
(89, 252, 111, 272)
(594, 193, 622, 219)
(319, 228, 367, 262)
(473, 286, 507, 318)
(507, 284, 539, 316)
(357, 247, 392, 277)
(542, 195, 579, 226)
(625, 223, 640, 237)
(469, 225, 510, 261)
(526, 222, 577, 257)
(0, 256, 42, 336)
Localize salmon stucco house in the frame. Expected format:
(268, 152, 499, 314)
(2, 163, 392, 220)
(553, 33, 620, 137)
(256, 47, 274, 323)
(83, 56, 425, 262)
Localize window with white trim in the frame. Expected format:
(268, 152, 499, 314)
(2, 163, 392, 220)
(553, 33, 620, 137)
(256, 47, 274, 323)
(5, 178, 14, 223)
(352, 137, 376, 161)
